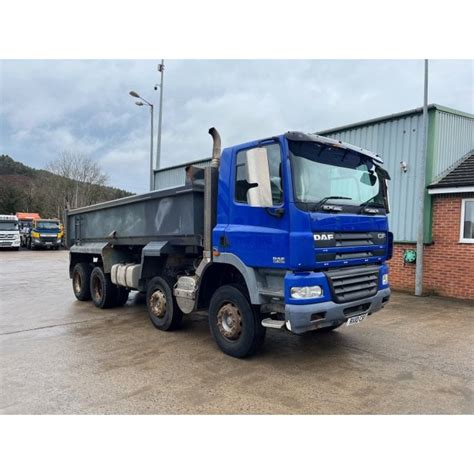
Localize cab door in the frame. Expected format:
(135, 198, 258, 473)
(222, 139, 290, 269)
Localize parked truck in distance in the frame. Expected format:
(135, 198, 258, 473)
(26, 218, 63, 250)
(16, 212, 41, 247)
(0, 215, 21, 250)
(66, 128, 392, 358)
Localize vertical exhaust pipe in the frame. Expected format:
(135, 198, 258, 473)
(203, 127, 220, 257)
(208, 127, 221, 168)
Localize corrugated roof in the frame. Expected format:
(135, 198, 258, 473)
(428, 152, 474, 188)
(318, 104, 474, 136)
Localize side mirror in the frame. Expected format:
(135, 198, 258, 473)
(360, 171, 377, 186)
(245, 147, 273, 207)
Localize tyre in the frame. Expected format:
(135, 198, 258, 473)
(209, 285, 266, 358)
(115, 287, 130, 306)
(13, 247, 20, 251)
(90, 266, 118, 309)
(72, 262, 93, 301)
(146, 276, 183, 331)
(27, 239, 31, 249)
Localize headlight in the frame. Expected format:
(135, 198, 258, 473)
(56, 238, 61, 243)
(291, 285, 323, 299)
(382, 274, 389, 285)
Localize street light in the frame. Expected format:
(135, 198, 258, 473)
(129, 91, 154, 191)
(154, 60, 165, 170)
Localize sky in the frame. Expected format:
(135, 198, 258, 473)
(0, 59, 472, 193)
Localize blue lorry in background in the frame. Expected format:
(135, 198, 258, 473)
(26, 218, 63, 250)
(66, 128, 392, 358)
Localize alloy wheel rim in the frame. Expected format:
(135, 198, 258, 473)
(150, 289, 167, 319)
(217, 303, 242, 341)
(92, 275, 102, 301)
(73, 273, 82, 294)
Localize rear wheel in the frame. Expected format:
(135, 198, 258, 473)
(72, 262, 93, 301)
(90, 266, 118, 309)
(209, 285, 266, 358)
(146, 276, 183, 331)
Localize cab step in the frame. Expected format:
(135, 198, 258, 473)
(261, 318, 286, 329)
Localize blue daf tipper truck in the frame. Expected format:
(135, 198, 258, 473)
(66, 128, 392, 358)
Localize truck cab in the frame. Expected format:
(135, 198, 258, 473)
(27, 218, 62, 250)
(210, 131, 391, 336)
(67, 129, 392, 358)
(0, 215, 20, 250)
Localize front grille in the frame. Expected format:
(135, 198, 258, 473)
(0, 241, 13, 247)
(0, 234, 14, 239)
(325, 265, 380, 303)
(314, 231, 387, 264)
(314, 231, 386, 248)
(316, 249, 385, 262)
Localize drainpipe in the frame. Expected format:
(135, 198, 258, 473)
(415, 60, 429, 296)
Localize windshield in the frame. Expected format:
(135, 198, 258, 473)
(289, 141, 386, 209)
(0, 221, 18, 231)
(36, 221, 60, 230)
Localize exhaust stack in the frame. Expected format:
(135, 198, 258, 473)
(208, 127, 221, 168)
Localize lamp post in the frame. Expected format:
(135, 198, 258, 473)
(129, 90, 154, 191)
(155, 60, 165, 171)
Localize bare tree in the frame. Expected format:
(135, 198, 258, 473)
(47, 151, 108, 210)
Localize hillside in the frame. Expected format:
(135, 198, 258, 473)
(0, 154, 133, 217)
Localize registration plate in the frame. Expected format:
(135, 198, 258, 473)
(346, 313, 368, 326)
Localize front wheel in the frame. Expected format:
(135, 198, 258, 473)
(209, 285, 266, 358)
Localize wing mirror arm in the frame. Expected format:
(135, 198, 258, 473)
(265, 207, 285, 218)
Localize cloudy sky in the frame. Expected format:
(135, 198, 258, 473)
(0, 60, 472, 193)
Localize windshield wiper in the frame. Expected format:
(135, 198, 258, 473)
(312, 195, 352, 211)
(359, 198, 385, 214)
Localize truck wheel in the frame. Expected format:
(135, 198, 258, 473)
(116, 287, 130, 306)
(72, 263, 93, 301)
(90, 266, 118, 309)
(209, 285, 266, 358)
(146, 277, 183, 331)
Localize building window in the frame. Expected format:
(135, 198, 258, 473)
(460, 198, 474, 243)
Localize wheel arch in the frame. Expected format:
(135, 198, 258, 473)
(197, 258, 262, 308)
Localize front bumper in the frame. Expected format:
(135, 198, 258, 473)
(285, 287, 391, 334)
(32, 238, 61, 248)
(0, 240, 20, 248)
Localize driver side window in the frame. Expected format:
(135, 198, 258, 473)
(235, 143, 283, 206)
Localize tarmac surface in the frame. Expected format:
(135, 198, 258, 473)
(1, 248, 473, 414)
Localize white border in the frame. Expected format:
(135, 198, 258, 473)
(460, 198, 474, 243)
(428, 186, 474, 195)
